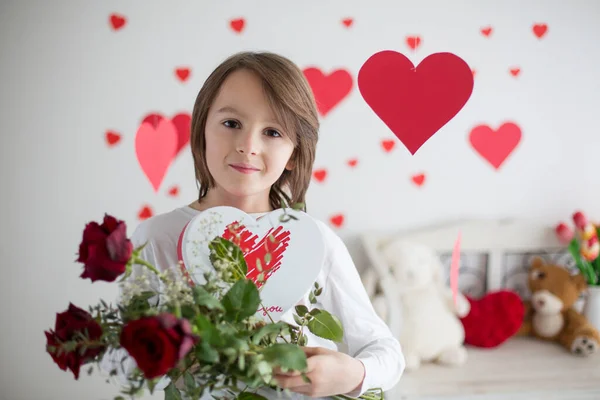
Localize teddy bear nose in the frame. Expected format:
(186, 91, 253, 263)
(536, 299, 545, 307)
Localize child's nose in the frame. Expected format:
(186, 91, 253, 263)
(236, 130, 260, 155)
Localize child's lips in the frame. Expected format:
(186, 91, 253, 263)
(229, 163, 260, 174)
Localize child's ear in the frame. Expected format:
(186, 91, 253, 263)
(285, 155, 295, 171)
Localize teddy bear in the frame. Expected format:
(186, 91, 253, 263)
(519, 256, 600, 356)
(362, 239, 471, 371)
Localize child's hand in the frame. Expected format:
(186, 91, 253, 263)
(273, 346, 365, 397)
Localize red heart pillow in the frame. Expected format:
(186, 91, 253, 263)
(459, 290, 525, 348)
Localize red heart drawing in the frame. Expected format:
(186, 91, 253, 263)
(175, 67, 191, 82)
(303, 67, 353, 117)
(460, 290, 524, 348)
(358, 51, 474, 155)
(411, 173, 426, 186)
(138, 205, 153, 220)
(480, 26, 492, 37)
(330, 214, 344, 228)
(313, 169, 327, 182)
(230, 18, 245, 33)
(342, 18, 353, 28)
(168, 185, 180, 197)
(347, 158, 358, 167)
(406, 36, 422, 50)
(381, 139, 395, 153)
(105, 130, 121, 147)
(469, 122, 522, 170)
(510, 67, 520, 77)
(135, 119, 178, 192)
(141, 112, 191, 157)
(109, 14, 126, 31)
(533, 23, 548, 39)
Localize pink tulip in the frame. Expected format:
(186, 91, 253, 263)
(555, 222, 574, 244)
(573, 211, 588, 230)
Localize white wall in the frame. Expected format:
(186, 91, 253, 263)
(1, 0, 599, 399)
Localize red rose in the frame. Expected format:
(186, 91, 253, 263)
(120, 313, 198, 379)
(44, 303, 105, 379)
(77, 214, 133, 282)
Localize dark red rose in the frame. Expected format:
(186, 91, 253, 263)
(120, 313, 198, 379)
(44, 303, 105, 379)
(77, 213, 133, 282)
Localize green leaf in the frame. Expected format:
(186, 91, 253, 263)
(184, 371, 195, 391)
(251, 322, 288, 345)
(309, 292, 317, 304)
(222, 280, 261, 322)
(307, 310, 344, 342)
(209, 236, 248, 280)
(261, 343, 307, 372)
(195, 340, 219, 363)
(164, 382, 183, 400)
(194, 315, 222, 347)
(569, 239, 597, 284)
(192, 286, 224, 311)
(295, 305, 308, 316)
(237, 392, 269, 399)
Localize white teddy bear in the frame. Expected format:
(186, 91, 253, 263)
(362, 239, 471, 371)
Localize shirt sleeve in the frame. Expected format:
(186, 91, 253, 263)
(316, 222, 405, 398)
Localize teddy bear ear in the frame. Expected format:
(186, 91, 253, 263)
(530, 256, 545, 269)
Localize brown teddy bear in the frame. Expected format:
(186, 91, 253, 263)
(518, 257, 600, 356)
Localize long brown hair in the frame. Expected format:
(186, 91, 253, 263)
(190, 51, 319, 211)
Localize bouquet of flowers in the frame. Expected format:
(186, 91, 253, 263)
(44, 209, 384, 400)
(555, 210, 600, 285)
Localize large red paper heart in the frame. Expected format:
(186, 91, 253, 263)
(358, 51, 474, 155)
(135, 119, 178, 192)
(141, 112, 191, 157)
(303, 67, 353, 117)
(460, 290, 524, 348)
(469, 122, 521, 170)
(177, 207, 325, 321)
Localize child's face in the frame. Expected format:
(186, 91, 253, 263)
(203, 69, 295, 202)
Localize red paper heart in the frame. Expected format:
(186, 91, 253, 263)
(469, 122, 521, 170)
(168, 185, 180, 197)
(406, 36, 422, 50)
(141, 112, 191, 157)
(135, 119, 178, 191)
(533, 23, 548, 39)
(510, 67, 520, 77)
(105, 130, 121, 146)
(175, 67, 191, 82)
(411, 173, 426, 186)
(330, 214, 344, 228)
(303, 67, 353, 117)
(313, 169, 327, 182)
(480, 26, 492, 37)
(230, 18, 245, 33)
(342, 18, 353, 28)
(109, 14, 126, 30)
(381, 139, 395, 153)
(138, 205, 153, 220)
(347, 158, 358, 167)
(358, 51, 474, 155)
(460, 290, 524, 348)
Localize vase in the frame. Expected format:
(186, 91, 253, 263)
(583, 286, 600, 332)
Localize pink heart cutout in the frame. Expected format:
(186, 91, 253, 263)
(469, 122, 522, 169)
(135, 119, 178, 192)
(358, 51, 474, 155)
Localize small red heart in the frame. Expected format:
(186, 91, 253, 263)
(175, 67, 191, 82)
(381, 139, 395, 153)
(347, 158, 358, 167)
(109, 13, 126, 31)
(138, 205, 153, 220)
(469, 122, 522, 170)
(141, 112, 191, 157)
(406, 35, 422, 50)
(168, 185, 180, 197)
(313, 169, 327, 182)
(532, 23, 548, 39)
(411, 173, 426, 186)
(303, 67, 353, 117)
(330, 214, 344, 228)
(480, 26, 492, 37)
(230, 18, 245, 33)
(509, 67, 520, 77)
(460, 290, 525, 348)
(359, 51, 474, 155)
(342, 18, 353, 28)
(105, 130, 121, 146)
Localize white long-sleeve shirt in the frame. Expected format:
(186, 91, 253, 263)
(101, 205, 404, 399)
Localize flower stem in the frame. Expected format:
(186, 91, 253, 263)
(134, 258, 161, 276)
